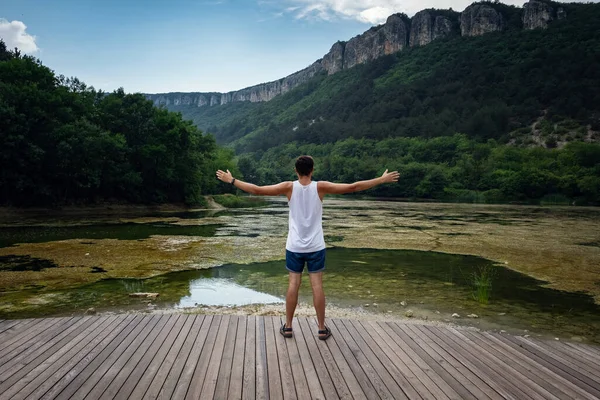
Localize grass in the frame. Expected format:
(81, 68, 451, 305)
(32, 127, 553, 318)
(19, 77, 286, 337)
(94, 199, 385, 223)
(120, 279, 145, 293)
(472, 265, 495, 305)
(211, 194, 268, 208)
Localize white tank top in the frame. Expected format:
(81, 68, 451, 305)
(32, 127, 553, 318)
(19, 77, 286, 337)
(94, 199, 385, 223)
(286, 180, 326, 253)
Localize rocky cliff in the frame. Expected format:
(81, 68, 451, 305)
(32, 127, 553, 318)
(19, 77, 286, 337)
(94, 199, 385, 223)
(342, 14, 409, 70)
(460, 4, 504, 37)
(409, 10, 456, 47)
(148, 61, 324, 108)
(522, 0, 566, 29)
(146, 1, 565, 108)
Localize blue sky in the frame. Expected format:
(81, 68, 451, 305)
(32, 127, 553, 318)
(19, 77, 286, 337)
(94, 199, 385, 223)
(0, 0, 584, 94)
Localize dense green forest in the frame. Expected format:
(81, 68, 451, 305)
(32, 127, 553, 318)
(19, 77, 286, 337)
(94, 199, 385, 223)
(0, 41, 238, 207)
(237, 135, 600, 204)
(163, 1, 600, 204)
(176, 2, 600, 151)
(2, 1, 600, 206)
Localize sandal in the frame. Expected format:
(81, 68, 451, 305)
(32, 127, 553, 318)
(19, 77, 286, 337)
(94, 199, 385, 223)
(280, 323, 293, 338)
(318, 326, 332, 341)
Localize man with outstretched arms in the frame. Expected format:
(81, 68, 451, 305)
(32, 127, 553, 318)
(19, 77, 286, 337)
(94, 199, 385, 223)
(216, 156, 399, 340)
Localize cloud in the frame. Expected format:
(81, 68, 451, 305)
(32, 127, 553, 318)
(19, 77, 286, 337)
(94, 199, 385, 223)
(0, 19, 39, 53)
(279, 0, 530, 24)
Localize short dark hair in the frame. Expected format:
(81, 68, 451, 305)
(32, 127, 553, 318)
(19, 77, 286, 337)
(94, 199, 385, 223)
(295, 155, 314, 176)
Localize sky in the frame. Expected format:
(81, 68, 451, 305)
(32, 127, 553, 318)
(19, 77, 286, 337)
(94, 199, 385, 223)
(0, 0, 588, 94)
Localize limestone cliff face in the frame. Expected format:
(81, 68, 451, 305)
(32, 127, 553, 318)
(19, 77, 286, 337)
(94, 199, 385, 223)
(410, 11, 455, 47)
(343, 14, 409, 69)
(148, 1, 566, 108)
(523, 0, 553, 29)
(410, 11, 434, 47)
(433, 16, 454, 40)
(147, 61, 324, 107)
(321, 41, 345, 75)
(460, 4, 505, 37)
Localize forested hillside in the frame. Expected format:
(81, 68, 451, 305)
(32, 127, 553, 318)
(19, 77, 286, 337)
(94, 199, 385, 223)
(163, 1, 600, 204)
(176, 2, 600, 151)
(0, 41, 238, 207)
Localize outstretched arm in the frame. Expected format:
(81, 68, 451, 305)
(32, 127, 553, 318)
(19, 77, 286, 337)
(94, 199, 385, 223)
(216, 169, 292, 197)
(318, 169, 400, 196)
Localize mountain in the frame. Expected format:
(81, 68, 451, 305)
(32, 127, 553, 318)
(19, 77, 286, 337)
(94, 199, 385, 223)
(145, 0, 565, 109)
(153, 0, 598, 152)
(140, 0, 600, 205)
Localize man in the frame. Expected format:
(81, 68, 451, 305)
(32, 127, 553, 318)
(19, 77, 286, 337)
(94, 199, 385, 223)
(216, 156, 399, 340)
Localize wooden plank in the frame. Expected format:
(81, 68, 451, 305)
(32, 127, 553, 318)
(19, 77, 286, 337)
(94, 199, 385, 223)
(298, 317, 341, 400)
(507, 335, 600, 397)
(427, 325, 537, 400)
(271, 316, 297, 400)
(291, 315, 325, 400)
(530, 339, 600, 379)
(387, 322, 481, 400)
(113, 314, 182, 400)
(351, 320, 430, 400)
(228, 316, 247, 400)
(303, 318, 353, 399)
(199, 314, 231, 399)
(378, 322, 462, 400)
(362, 320, 444, 400)
(242, 315, 256, 400)
(413, 325, 519, 400)
(184, 315, 222, 400)
(214, 315, 240, 400)
(264, 315, 284, 400)
(574, 342, 600, 357)
(0, 316, 114, 400)
(170, 315, 213, 400)
(0, 315, 101, 395)
(461, 330, 577, 400)
(0, 317, 68, 360)
(562, 341, 600, 364)
(0, 319, 40, 343)
(0, 316, 91, 382)
(55, 314, 154, 399)
(84, 314, 168, 399)
(156, 315, 206, 400)
(342, 319, 411, 399)
(0, 319, 30, 336)
(279, 317, 311, 400)
(14, 316, 126, 400)
(28, 315, 135, 400)
(487, 332, 600, 400)
(321, 322, 376, 400)
(139, 314, 196, 399)
(478, 331, 596, 400)
(255, 315, 269, 400)
(0, 318, 63, 354)
(371, 320, 456, 400)
(330, 318, 394, 400)
(409, 325, 508, 400)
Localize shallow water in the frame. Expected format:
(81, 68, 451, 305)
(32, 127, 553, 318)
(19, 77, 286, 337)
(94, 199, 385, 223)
(0, 222, 219, 248)
(0, 199, 599, 343)
(2, 246, 599, 342)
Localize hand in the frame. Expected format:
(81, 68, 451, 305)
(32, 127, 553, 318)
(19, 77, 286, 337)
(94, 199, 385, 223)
(381, 169, 400, 183)
(216, 169, 234, 183)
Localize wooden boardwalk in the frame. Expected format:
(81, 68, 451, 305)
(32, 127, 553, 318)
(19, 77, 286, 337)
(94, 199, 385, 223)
(0, 315, 599, 399)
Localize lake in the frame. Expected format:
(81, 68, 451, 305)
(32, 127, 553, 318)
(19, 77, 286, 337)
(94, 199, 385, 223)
(0, 198, 599, 343)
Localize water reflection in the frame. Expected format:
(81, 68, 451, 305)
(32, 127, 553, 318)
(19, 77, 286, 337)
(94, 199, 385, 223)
(176, 278, 283, 307)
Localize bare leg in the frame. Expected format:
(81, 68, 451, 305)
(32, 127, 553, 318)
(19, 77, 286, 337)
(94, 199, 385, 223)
(309, 272, 326, 330)
(286, 272, 302, 328)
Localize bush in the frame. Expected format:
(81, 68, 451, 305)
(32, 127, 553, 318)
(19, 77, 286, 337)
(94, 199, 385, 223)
(211, 194, 268, 208)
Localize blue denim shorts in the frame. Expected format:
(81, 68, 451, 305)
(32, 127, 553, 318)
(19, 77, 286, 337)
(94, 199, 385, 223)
(286, 249, 326, 274)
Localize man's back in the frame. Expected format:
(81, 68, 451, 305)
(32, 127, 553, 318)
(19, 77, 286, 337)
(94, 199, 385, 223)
(286, 180, 325, 253)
